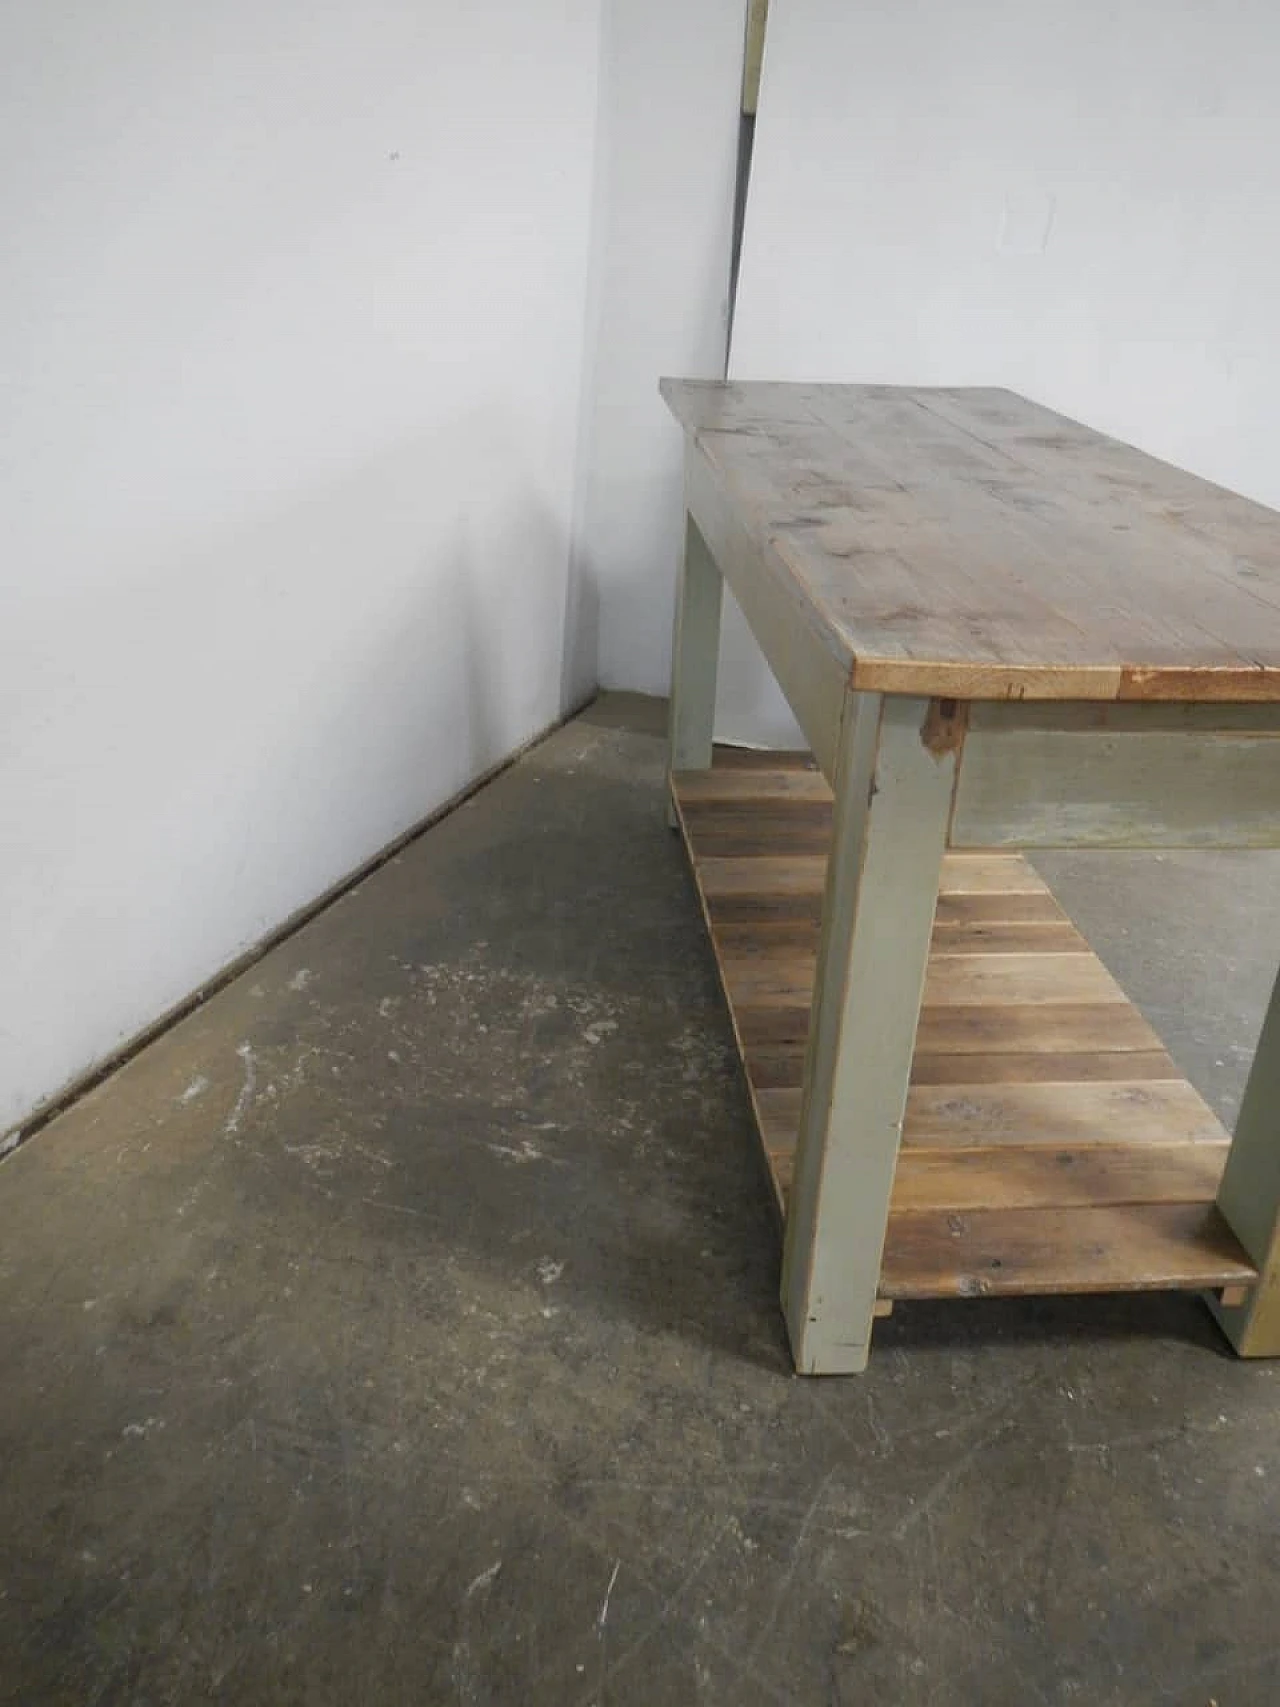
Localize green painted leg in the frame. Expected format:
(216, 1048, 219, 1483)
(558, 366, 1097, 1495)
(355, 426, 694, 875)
(1212, 961, 1280, 1355)
(666, 511, 723, 826)
(781, 693, 956, 1374)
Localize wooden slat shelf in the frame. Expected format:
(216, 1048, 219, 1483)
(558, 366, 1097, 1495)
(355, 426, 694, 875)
(672, 751, 1257, 1304)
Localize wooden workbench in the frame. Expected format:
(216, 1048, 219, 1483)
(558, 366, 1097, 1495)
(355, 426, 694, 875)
(661, 380, 1280, 1375)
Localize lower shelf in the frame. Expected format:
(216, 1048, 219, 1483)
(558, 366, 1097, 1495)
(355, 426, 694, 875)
(672, 749, 1257, 1303)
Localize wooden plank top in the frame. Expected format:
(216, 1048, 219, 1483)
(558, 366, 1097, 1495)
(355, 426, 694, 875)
(661, 379, 1280, 701)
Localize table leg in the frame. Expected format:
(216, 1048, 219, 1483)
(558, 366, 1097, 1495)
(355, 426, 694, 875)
(666, 511, 723, 825)
(1212, 961, 1280, 1355)
(781, 693, 956, 1373)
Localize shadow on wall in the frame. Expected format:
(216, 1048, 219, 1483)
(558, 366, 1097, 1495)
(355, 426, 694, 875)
(560, 529, 600, 718)
(2, 407, 581, 1138)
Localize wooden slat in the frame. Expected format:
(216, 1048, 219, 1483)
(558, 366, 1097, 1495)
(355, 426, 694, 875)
(697, 854, 827, 900)
(751, 1043, 1181, 1094)
(708, 746, 814, 770)
(939, 854, 1051, 895)
(675, 800, 833, 857)
(706, 891, 823, 928)
(915, 1002, 1163, 1055)
(754, 1086, 802, 1154)
(929, 920, 1088, 955)
(878, 1204, 1256, 1298)
(908, 1048, 1179, 1087)
(719, 939, 1112, 1008)
(903, 1080, 1226, 1148)
(734, 1005, 812, 1049)
(714, 918, 821, 953)
(671, 766, 830, 802)
(715, 917, 1089, 958)
(743, 1040, 808, 1090)
(889, 1144, 1231, 1213)
(767, 1144, 1234, 1215)
(934, 891, 1067, 926)
(725, 950, 1124, 1009)
(756, 1078, 1226, 1153)
(922, 953, 1125, 1008)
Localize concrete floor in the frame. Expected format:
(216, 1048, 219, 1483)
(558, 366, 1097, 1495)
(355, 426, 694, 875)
(3, 693, 1279, 1706)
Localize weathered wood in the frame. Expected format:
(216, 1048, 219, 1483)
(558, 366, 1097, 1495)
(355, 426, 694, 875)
(673, 766, 831, 804)
(748, 1042, 1180, 1094)
(684, 447, 849, 779)
(708, 745, 815, 770)
(661, 379, 1280, 703)
(950, 701, 1280, 849)
(676, 796, 833, 858)
(889, 1143, 1231, 1214)
(671, 748, 1259, 1339)
(698, 853, 827, 909)
(767, 1143, 1233, 1216)
(713, 916, 1089, 960)
(1212, 963, 1280, 1355)
(756, 1078, 1224, 1153)
(914, 1003, 1163, 1056)
(780, 694, 955, 1373)
(903, 1080, 1224, 1148)
(660, 383, 1280, 1366)
(938, 855, 1051, 895)
(929, 921, 1090, 956)
(921, 953, 1126, 1010)
(908, 1049, 1179, 1087)
(717, 945, 1124, 1011)
(933, 891, 1069, 926)
(666, 510, 723, 823)
(878, 1204, 1255, 1300)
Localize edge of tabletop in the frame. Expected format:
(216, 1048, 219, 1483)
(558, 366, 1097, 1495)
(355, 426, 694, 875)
(848, 658, 1280, 702)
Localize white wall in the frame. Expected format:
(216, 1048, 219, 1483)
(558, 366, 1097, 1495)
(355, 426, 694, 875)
(721, 0, 1280, 744)
(577, 0, 743, 694)
(0, 0, 602, 1136)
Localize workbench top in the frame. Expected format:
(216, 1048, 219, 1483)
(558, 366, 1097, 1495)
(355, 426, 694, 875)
(661, 379, 1280, 702)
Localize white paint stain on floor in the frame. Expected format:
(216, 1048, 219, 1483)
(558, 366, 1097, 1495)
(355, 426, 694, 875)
(223, 1044, 257, 1138)
(464, 1560, 502, 1599)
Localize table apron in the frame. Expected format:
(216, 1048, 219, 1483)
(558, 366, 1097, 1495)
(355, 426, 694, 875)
(948, 700, 1280, 850)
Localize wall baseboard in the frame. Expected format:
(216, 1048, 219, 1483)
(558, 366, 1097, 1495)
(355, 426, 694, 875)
(1, 692, 597, 1163)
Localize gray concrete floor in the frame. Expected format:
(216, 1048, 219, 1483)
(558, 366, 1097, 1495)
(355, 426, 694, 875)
(3, 693, 1279, 1706)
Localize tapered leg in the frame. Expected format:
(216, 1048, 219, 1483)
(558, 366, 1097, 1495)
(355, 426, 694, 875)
(1212, 962, 1280, 1354)
(666, 511, 723, 824)
(781, 693, 956, 1374)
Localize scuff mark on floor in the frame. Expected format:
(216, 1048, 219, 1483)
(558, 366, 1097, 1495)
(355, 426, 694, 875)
(464, 1559, 502, 1599)
(224, 1044, 257, 1138)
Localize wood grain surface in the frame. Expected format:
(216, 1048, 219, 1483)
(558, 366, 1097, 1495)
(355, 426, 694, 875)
(662, 379, 1280, 702)
(672, 750, 1258, 1301)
